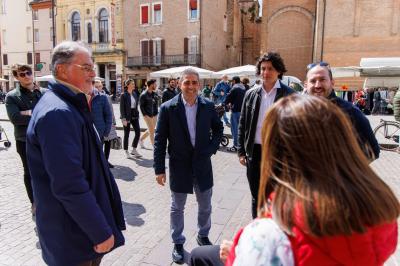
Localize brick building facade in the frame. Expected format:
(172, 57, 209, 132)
(256, 0, 400, 88)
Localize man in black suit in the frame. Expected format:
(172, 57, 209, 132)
(154, 68, 223, 264)
(238, 52, 295, 219)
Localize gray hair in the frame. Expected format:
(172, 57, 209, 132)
(180, 68, 200, 81)
(51, 41, 91, 77)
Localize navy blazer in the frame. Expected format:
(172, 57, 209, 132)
(26, 81, 125, 266)
(154, 94, 224, 193)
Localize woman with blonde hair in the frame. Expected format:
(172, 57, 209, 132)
(222, 94, 400, 265)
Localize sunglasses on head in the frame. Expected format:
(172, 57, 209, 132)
(307, 61, 330, 70)
(18, 71, 32, 78)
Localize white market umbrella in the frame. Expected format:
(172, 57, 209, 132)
(0, 77, 8, 82)
(35, 74, 55, 82)
(150, 66, 215, 79)
(212, 65, 256, 79)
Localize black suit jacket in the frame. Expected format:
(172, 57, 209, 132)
(238, 81, 295, 158)
(119, 90, 139, 121)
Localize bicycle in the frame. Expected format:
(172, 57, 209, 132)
(373, 119, 400, 151)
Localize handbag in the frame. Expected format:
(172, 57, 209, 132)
(110, 136, 122, 150)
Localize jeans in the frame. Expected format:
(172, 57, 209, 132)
(230, 112, 240, 147)
(171, 184, 212, 244)
(16, 140, 34, 204)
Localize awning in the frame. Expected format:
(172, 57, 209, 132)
(149, 66, 215, 79)
(332, 57, 400, 78)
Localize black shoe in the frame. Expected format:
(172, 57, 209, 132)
(172, 244, 184, 264)
(108, 162, 114, 168)
(196, 235, 212, 246)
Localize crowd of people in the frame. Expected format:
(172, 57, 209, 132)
(3, 40, 400, 266)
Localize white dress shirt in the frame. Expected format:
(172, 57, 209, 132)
(130, 93, 136, 108)
(254, 80, 280, 144)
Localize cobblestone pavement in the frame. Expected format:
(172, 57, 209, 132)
(0, 104, 399, 266)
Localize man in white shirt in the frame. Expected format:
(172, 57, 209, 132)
(237, 52, 295, 218)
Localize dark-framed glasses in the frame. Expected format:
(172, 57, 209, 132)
(18, 71, 32, 78)
(307, 61, 330, 70)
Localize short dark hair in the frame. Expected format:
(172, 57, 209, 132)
(146, 79, 156, 87)
(255, 52, 287, 79)
(232, 76, 241, 84)
(11, 64, 32, 78)
(168, 77, 176, 83)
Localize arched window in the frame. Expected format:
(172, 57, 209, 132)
(98, 8, 109, 43)
(71, 12, 81, 41)
(87, 23, 92, 43)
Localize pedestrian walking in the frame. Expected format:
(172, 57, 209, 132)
(162, 78, 178, 103)
(26, 41, 125, 266)
(5, 63, 43, 215)
(154, 68, 223, 264)
(90, 79, 112, 162)
(139, 79, 159, 148)
(238, 52, 295, 219)
(190, 94, 399, 266)
(120, 79, 142, 158)
(224, 76, 245, 152)
(97, 79, 119, 168)
(213, 75, 231, 127)
(305, 61, 380, 159)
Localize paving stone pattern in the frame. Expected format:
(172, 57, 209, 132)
(0, 105, 399, 266)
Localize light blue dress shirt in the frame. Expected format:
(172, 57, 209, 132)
(182, 95, 198, 147)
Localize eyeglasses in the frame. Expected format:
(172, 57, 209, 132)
(73, 64, 96, 73)
(307, 61, 330, 70)
(18, 71, 32, 78)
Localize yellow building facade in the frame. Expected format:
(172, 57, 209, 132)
(56, 0, 125, 96)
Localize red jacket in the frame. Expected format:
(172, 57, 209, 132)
(226, 219, 397, 265)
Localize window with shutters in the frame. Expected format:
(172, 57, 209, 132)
(188, 0, 199, 21)
(98, 8, 109, 43)
(34, 53, 41, 71)
(33, 9, 38, 20)
(153, 38, 164, 65)
(26, 27, 31, 43)
(188, 36, 198, 64)
(140, 4, 149, 25)
(27, 52, 32, 65)
(34, 29, 39, 42)
(141, 39, 152, 65)
(3, 54, 8, 66)
(71, 12, 81, 41)
(152, 3, 162, 25)
(87, 23, 92, 44)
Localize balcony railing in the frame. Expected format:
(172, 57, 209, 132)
(127, 54, 200, 67)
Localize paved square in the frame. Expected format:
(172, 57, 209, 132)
(0, 105, 399, 265)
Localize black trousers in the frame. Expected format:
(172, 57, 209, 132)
(103, 140, 111, 160)
(246, 144, 262, 219)
(16, 140, 34, 204)
(123, 116, 140, 150)
(189, 245, 223, 266)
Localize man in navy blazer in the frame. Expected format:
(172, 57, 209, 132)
(26, 41, 125, 266)
(154, 68, 223, 264)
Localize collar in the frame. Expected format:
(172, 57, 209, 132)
(56, 78, 91, 102)
(261, 80, 280, 96)
(182, 94, 198, 107)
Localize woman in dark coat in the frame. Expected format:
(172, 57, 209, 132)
(120, 79, 142, 158)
